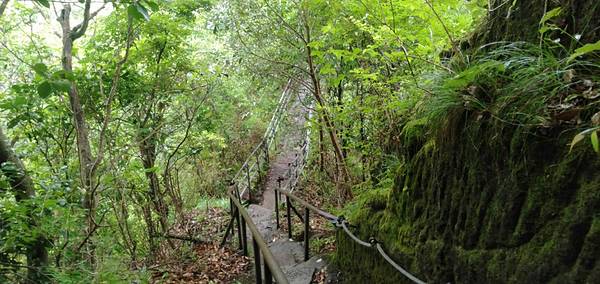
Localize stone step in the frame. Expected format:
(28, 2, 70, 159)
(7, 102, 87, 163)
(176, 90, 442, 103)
(268, 239, 305, 267)
(282, 256, 326, 284)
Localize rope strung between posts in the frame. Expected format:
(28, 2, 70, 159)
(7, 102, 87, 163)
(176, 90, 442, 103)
(333, 217, 426, 284)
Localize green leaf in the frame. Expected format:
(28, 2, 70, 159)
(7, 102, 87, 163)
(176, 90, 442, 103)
(135, 3, 150, 20)
(37, 81, 52, 98)
(319, 64, 336, 75)
(52, 70, 75, 80)
(128, 5, 144, 21)
(144, 0, 159, 12)
(592, 131, 600, 153)
(540, 7, 562, 25)
(144, 166, 159, 173)
(0, 102, 11, 110)
(569, 40, 600, 61)
(13, 96, 27, 107)
(34, 0, 50, 8)
(32, 63, 49, 77)
(569, 132, 585, 152)
(128, 3, 150, 21)
(7, 116, 23, 129)
(51, 80, 72, 92)
(444, 61, 505, 89)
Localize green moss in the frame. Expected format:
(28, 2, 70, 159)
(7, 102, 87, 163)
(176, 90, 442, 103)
(335, 107, 600, 283)
(334, 34, 600, 283)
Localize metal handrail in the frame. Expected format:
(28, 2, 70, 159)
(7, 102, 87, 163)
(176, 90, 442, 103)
(221, 80, 294, 284)
(228, 192, 289, 284)
(276, 186, 428, 283)
(276, 188, 336, 221)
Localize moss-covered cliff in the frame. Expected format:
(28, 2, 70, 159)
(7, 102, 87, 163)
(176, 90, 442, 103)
(335, 1, 600, 283)
(337, 114, 600, 283)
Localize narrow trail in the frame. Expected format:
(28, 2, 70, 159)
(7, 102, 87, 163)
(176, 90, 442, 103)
(246, 91, 326, 284)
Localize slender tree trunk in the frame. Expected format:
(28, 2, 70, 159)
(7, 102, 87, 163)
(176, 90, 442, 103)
(358, 83, 367, 182)
(336, 81, 347, 159)
(0, 0, 10, 18)
(318, 115, 325, 172)
(58, 5, 98, 264)
(0, 127, 48, 281)
(302, 19, 352, 201)
(138, 132, 174, 251)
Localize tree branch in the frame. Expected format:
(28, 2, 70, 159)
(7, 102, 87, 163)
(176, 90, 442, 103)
(152, 234, 205, 244)
(70, 0, 105, 40)
(91, 18, 135, 173)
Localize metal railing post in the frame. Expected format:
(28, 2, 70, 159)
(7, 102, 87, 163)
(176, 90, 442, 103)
(236, 205, 243, 250)
(246, 165, 252, 201)
(264, 142, 269, 165)
(304, 207, 310, 261)
(256, 154, 261, 186)
(253, 238, 262, 284)
(264, 262, 273, 284)
(273, 128, 277, 152)
(241, 218, 248, 256)
(275, 187, 280, 229)
(286, 196, 292, 239)
(235, 183, 241, 201)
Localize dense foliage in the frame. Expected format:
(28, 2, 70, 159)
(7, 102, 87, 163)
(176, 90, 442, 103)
(0, 0, 598, 282)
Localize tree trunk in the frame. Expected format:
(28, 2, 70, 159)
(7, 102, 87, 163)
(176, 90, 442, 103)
(0, 0, 10, 18)
(0, 127, 48, 281)
(58, 3, 98, 264)
(138, 132, 173, 252)
(336, 81, 347, 159)
(318, 115, 325, 173)
(358, 83, 367, 182)
(303, 19, 352, 201)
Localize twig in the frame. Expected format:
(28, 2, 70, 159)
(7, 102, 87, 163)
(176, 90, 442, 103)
(424, 0, 462, 57)
(153, 234, 205, 244)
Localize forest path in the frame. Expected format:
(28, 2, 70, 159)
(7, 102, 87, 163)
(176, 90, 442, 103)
(246, 91, 326, 284)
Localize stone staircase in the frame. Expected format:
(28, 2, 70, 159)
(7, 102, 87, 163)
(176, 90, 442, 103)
(248, 204, 325, 284)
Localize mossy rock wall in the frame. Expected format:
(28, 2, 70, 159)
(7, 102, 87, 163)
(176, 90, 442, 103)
(335, 108, 600, 283)
(468, 0, 600, 47)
